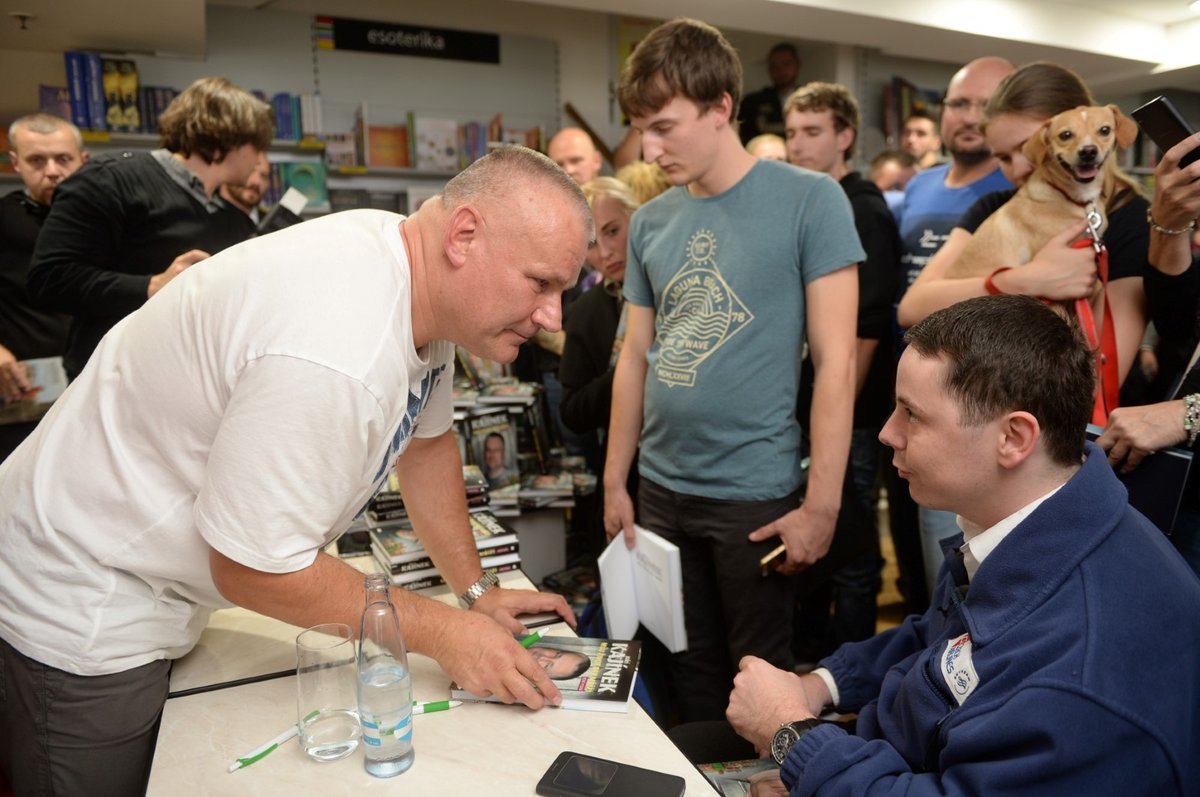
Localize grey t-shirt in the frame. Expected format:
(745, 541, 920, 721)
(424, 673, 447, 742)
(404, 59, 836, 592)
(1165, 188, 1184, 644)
(624, 159, 863, 500)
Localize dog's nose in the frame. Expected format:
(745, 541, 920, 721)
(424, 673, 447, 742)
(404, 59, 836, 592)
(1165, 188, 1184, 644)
(1079, 145, 1098, 163)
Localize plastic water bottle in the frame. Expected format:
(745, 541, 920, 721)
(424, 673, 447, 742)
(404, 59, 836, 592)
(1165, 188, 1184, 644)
(356, 573, 415, 777)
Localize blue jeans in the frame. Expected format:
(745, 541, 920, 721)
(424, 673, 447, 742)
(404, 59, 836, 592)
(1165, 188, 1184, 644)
(828, 429, 884, 643)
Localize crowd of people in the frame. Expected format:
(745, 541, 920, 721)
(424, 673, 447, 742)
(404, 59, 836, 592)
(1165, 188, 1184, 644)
(2, 14, 1199, 797)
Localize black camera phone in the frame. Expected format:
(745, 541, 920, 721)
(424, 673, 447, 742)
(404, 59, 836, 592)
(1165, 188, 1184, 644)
(535, 751, 686, 797)
(1131, 95, 1200, 169)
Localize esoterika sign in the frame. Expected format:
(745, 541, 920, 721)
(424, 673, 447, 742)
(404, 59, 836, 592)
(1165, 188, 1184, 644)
(314, 16, 500, 64)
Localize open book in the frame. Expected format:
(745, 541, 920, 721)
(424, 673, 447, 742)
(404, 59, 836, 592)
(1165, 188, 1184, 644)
(450, 636, 641, 712)
(597, 526, 687, 653)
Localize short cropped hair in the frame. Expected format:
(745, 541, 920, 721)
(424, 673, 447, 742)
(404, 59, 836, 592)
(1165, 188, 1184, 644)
(904, 295, 1094, 466)
(442, 145, 594, 243)
(614, 161, 671, 205)
(617, 18, 742, 121)
(8, 113, 83, 151)
(158, 77, 274, 163)
(785, 82, 861, 162)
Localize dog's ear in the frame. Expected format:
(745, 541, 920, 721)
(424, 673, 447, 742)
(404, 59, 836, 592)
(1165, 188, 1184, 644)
(1023, 118, 1054, 165)
(1107, 104, 1138, 149)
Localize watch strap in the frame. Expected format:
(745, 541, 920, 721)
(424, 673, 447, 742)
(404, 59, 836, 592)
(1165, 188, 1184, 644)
(459, 570, 500, 608)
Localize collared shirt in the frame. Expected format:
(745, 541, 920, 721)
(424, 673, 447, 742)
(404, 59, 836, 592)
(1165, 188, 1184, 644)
(814, 482, 1067, 708)
(149, 149, 224, 213)
(955, 484, 1064, 581)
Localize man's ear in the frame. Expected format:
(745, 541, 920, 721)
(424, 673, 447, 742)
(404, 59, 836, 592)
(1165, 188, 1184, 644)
(7, 151, 18, 175)
(1108, 104, 1138, 149)
(710, 92, 734, 127)
(996, 411, 1040, 470)
(443, 204, 481, 269)
(80, 150, 90, 164)
(1022, 119, 1053, 166)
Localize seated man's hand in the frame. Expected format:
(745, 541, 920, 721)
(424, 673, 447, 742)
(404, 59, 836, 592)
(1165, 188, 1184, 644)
(728, 656, 816, 755)
(429, 608, 564, 709)
(472, 586, 576, 634)
(749, 770, 790, 797)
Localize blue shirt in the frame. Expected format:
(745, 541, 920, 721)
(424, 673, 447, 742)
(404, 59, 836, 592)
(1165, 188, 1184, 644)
(897, 163, 1012, 293)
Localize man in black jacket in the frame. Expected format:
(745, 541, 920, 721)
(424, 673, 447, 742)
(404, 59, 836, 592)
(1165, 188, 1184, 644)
(737, 43, 801, 145)
(785, 81, 900, 651)
(26, 77, 270, 380)
(0, 113, 86, 460)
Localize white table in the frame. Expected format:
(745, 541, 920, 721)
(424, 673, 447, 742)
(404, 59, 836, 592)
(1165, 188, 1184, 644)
(150, 567, 713, 795)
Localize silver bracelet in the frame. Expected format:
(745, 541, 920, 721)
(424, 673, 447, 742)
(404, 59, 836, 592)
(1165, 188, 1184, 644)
(1184, 394, 1200, 447)
(1147, 208, 1197, 236)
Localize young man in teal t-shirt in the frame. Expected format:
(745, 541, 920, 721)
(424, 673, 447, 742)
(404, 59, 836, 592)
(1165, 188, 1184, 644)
(602, 17, 863, 721)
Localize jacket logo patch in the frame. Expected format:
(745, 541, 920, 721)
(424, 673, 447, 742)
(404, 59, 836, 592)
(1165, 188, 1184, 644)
(941, 633, 978, 705)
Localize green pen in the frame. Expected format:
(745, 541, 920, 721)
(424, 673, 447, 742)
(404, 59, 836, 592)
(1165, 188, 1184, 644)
(228, 710, 318, 773)
(412, 699, 462, 715)
(519, 630, 543, 648)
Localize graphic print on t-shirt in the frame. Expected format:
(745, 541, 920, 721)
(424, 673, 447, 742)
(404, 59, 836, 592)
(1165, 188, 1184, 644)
(655, 229, 753, 388)
(365, 362, 448, 503)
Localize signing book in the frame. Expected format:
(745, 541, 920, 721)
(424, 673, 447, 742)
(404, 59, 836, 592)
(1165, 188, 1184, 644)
(450, 636, 642, 713)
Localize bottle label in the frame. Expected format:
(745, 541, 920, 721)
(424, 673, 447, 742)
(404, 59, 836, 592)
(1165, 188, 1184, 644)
(361, 712, 413, 746)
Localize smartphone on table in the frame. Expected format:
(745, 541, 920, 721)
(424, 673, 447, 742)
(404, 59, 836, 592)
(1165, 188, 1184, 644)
(536, 751, 686, 796)
(1131, 95, 1200, 169)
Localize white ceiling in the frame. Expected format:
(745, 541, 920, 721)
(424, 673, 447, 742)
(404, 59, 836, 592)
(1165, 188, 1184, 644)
(0, 0, 1196, 94)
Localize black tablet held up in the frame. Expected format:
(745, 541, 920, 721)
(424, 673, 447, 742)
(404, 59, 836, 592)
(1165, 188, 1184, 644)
(1131, 95, 1200, 169)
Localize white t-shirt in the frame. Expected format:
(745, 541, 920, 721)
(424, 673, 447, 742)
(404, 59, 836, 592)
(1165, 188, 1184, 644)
(0, 209, 454, 675)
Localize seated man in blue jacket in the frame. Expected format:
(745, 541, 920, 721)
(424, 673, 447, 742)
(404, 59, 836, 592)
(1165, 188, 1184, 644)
(728, 294, 1200, 796)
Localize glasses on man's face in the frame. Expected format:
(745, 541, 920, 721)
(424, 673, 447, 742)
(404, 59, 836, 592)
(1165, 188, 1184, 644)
(943, 98, 988, 114)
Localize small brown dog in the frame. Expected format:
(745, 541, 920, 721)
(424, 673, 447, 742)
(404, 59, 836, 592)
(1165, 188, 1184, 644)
(946, 104, 1138, 290)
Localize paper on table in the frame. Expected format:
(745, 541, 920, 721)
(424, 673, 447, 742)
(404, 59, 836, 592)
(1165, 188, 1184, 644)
(597, 525, 687, 653)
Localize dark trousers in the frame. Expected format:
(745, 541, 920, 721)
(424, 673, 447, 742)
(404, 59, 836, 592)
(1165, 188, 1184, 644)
(0, 636, 170, 797)
(637, 478, 803, 724)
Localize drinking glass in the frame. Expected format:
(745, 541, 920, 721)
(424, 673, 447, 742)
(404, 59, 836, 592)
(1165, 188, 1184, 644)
(296, 623, 361, 761)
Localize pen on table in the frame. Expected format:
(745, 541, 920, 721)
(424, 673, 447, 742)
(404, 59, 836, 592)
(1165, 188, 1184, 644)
(519, 630, 543, 648)
(412, 699, 462, 715)
(227, 723, 300, 773)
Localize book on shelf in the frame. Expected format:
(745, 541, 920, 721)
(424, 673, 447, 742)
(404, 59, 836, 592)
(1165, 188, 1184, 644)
(519, 471, 574, 497)
(101, 58, 139, 133)
(478, 379, 539, 406)
(598, 525, 687, 653)
(470, 408, 520, 489)
(0, 357, 68, 426)
(450, 636, 642, 712)
(409, 113, 460, 171)
(63, 51, 88, 129)
(279, 161, 328, 211)
(81, 52, 107, 131)
(390, 558, 521, 592)
(388, 550, 521, 585)
(389, 540, 519, 575)
(38, 85, 72, 120)
(698, 758, 779, 797)
(368, 508, 518, 568)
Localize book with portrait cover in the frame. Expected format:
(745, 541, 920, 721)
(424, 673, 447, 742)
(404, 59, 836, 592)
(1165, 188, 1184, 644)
(698, 758, 779, 797)
(450, 636, 642, 712)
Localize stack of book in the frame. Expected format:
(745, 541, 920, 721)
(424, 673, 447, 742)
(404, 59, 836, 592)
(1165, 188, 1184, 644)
(368, 509, 521, 591)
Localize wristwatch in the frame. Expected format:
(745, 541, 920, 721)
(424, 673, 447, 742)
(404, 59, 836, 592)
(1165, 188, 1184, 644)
(771, 719, 824, 765)
(459, 570, 500, 608)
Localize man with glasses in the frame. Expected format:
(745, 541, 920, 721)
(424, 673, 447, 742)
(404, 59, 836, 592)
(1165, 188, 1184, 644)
(889, 57, 1014, 618)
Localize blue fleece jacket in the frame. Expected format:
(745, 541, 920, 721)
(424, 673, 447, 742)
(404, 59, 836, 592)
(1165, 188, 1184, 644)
(785, 443, 1200, 796)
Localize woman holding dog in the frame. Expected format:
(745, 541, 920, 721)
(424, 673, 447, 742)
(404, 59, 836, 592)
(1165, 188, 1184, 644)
(897, 62, 1148, 389)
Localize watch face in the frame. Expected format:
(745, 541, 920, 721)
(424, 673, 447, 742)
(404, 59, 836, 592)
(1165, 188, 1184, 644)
(772, 725, 799, 764)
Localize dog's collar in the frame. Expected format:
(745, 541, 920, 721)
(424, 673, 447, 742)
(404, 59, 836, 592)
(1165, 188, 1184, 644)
(1044, 178, 1091, 208)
